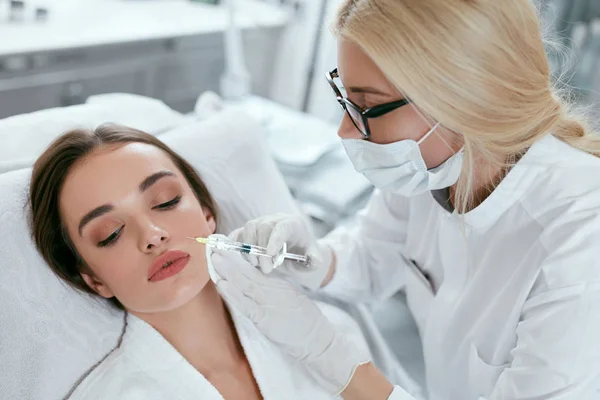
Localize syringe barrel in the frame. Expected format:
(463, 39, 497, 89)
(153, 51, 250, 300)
(213, 238, 269, 257)
(209, 237, 309, 266)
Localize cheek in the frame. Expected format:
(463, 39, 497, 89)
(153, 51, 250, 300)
(169, 197, 214, 237)
(84, 248, 140, 291)
(420, 137, 455, 169)
(370, 107, 429, 144)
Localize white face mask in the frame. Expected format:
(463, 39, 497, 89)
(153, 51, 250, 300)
(341, 123, 464, 197)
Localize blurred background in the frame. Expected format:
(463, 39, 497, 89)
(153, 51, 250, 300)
(540, 0, 600, 106)
(1, 0, 597, 122)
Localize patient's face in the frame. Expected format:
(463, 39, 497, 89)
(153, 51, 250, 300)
(60, 143, 216, 314)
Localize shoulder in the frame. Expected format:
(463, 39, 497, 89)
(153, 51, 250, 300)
(522, 135, 600, 206)
(520, 135, 600, 236)
(518, 136, 600, 289)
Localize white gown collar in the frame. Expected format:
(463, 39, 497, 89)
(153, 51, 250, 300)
(122, 301, 299, 399)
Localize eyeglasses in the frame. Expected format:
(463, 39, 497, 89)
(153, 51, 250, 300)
(327, 68, 411, 139)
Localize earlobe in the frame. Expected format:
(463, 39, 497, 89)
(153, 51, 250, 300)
(207, 214, 217, 234)
(81, 272, 114, 299)
(203, 207, 217, 234)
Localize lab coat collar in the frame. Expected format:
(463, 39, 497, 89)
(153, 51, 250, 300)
(461, 134, 558, 229)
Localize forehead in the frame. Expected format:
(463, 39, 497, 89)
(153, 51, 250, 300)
(60, 143, 179, 222)
(337, 38, 389, 84)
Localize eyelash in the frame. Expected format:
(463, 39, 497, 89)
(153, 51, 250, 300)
(155, 195, 181, 210)
(98, 226, 122, 248)
(97, 195, 182, 248)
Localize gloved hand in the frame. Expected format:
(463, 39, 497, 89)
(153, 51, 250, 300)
(208, 247, 370, 395)
(229, 213, 333, 290)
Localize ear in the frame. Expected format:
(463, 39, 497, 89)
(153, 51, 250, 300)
(81, 272, 115, 299)
(203, 206, 217, 234)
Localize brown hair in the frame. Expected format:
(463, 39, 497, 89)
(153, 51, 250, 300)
(28, 124, 218, 309)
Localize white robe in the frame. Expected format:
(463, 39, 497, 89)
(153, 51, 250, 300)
(68, 300, 369, 400)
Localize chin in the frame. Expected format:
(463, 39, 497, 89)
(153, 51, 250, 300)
(167, 271, 212, 307)
(136, 274, 212, 314)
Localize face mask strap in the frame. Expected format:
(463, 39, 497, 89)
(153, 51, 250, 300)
(416, 122, 441, 146)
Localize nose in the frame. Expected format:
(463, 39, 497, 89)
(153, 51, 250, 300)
(139, 219, 170, 252)
(337, 112, 364, 140)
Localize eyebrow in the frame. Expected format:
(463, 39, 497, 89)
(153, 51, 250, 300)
(139, 170, 175, 193)
(77, 170, 176, 236)
(347, 86, 390, 96)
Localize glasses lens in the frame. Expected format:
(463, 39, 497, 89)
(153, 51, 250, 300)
(345, 103, 368, 136)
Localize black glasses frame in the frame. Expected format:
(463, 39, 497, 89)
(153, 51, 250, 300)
(327, 68, 411, 139)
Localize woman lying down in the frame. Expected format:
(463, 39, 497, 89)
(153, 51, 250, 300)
(28, 125, 371, 400)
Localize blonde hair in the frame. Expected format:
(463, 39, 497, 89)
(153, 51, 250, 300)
(333, 0, 599, 213)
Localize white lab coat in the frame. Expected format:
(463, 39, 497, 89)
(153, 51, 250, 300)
(69, 301, 369, 400)
(321, 134, 600, 400)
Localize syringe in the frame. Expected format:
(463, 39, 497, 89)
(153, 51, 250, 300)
(187, 236, 311, 268)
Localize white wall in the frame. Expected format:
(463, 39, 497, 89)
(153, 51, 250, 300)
(268, 0, 343, 126)
(268, 0, 323, 110)
(305, 0, 344, 125)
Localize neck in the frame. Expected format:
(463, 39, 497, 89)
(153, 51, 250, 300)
(450, 156, 507, 212)
(131, 281, 244, 375)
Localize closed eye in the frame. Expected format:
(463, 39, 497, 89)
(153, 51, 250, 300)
(154, 195, 181, 210)
(98, 226, 123, 248)
(96, 196, 181, 248)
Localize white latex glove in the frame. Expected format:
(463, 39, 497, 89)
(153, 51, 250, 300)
(229, 213, 333, 290)
(208, 247, 370, 395)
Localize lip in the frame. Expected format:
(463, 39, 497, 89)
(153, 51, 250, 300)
(148, 250, 190, 281)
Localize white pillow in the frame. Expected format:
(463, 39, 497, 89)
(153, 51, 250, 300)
(0, 93, 186, 175)
(0, 108, 299, 400)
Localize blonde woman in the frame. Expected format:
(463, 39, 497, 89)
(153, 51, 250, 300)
(209, 0, 600, 399)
